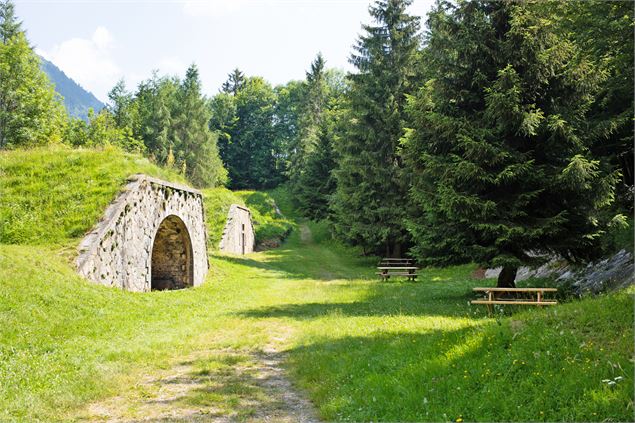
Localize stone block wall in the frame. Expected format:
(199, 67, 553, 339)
(219, 204, 255, 254)
(76, 175, 208, 292)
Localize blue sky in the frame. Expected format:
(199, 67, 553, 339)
(16, 0, 435, 102)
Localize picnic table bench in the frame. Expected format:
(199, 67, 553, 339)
(471, 287, 558, 314)
(376, 257, 419, 281)
(379, 258, 415, 265)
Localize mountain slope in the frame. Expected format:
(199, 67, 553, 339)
(40, 57, 105, 120)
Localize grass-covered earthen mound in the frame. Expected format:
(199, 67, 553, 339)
(0, 146, 291, 249)
(0, 146, 186, 245)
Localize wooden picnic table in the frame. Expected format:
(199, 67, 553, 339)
(380, 258, 414, 262)
(376, 266, 419, 281)
(379, 258, 413, 263)
(471, 287, 558, 314)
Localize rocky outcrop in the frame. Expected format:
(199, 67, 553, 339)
(486, 250, 634, 295)
(76, 174, 208, 292)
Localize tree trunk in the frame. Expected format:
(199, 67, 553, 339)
(497, 266, 517, 288)
(392, 242, 402, 258)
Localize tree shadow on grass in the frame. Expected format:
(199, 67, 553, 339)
(213, 247, 378, 282)
(234, 279, 487, 320)
(212, 247, 478, 285)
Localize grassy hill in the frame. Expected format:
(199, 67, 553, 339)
(0, 147, 632, 421)
(0, 146, 186, 245)
(0, 146, 290, 248)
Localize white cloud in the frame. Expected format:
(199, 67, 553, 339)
(40, 26, 121, 102)
(92, 26, 114, 50)
(183, 0, 247, 18)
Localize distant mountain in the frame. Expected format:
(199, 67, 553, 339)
(40, 57, 105, 121)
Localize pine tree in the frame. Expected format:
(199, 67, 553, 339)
(557, 0, 634, 209)
(404, 1, 620, 287)
(221, 68, 246, 96)
(289, 53, 328, 198)
(296, 122, 336, 221)
(0, 0, 65, 148)
(107, 79, 137, 130)
(0, 0, 20, 43)
(172, 64, 227, 187)
(134, 72, 178, 163)
(331, 0, 420, 256)
(209, 91, 237, 174)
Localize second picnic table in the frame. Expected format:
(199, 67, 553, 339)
(376, 265, 419, 281)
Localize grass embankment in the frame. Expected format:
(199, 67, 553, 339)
(202, 187, 294, 249)
(0, 146, 185, 245)
(0, 147, 632, 421)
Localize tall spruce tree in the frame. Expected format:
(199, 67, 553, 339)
(296, 121, 336, 220)
(556, 0, 634, 209)
(134, 72, 178, 163)
(221, 68, 246, 96)
(0, 0, 65, 148)
(172, 64, 227, 187)
(0, 0, 20, 43)
(331, 0, 420, 256)
(289, 53, 328, 197)
(404, 1, 620, 287)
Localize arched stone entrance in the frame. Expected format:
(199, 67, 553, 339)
(151, 215, 193, 290)
(77, 175, 208, 292)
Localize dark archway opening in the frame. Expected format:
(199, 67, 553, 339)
(151, 215, 193, 290)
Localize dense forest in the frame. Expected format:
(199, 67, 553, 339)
(0, 0, 632, 287)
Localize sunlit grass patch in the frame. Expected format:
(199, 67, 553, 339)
(0, 146, 185, 245)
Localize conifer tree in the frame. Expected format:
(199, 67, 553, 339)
(331, 0, 420, 256)
(404, 1, 620, 287)
(108, 79, 137, 131)
(0, 0, 65, 148)
(172, 64, 227, 187)
(289, 53, 328, 197)
(556, 0, 634, 208)
(134, 72, 178, 162)
(209, 91, 237, 172)
(0, 0, 20, 43)
(221, 68, 246, 96)
(296, 121, 336, 221)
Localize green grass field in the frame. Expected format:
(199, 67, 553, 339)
(0, 147, 633, 422)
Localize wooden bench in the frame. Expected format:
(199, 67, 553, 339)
(376, 266, 419, 281)
(472, 287, 558, 314)
(378, 258, 414, 266)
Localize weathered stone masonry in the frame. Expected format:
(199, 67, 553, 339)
(77, 174, 208, 292)
(219, 204, 255, 255)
